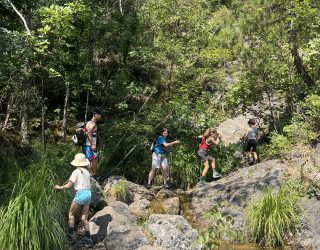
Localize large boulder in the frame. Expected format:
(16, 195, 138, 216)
(90, 178, 107, 211)
(296, 197, 320, 249)
(89, 201, 149, 249)
(161, 197, 180, 215)
(186, 159, 284, 230)
(217, 115, 252, 145)
(147, 214, 198, 250)
(103, 176, 154, 204)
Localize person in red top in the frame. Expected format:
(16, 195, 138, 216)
(198, 128, 222, 184)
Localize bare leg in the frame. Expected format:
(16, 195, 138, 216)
(68, 201, 80, 228)
(162, 166, 169, 184)
(81, 204, 90, 232)
(210, 158, 216, 170)
(201, 160, 210, 177)
(148, 168, 157, 185)
(253, 152, 258, 161)
(89, 158, 98, 176)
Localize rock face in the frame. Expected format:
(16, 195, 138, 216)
(296, 197, 320, 249)
(89, 201, 150, 250)
(161, 197, 180, 215)
(187, 159, 284, 230)
(90, 178, 107, 211)
(147, 214, 198, 250)
(217, 115, 253, 145)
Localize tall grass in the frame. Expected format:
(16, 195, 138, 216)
(247, 185, 302, 247)
(0, 157, 71, 249)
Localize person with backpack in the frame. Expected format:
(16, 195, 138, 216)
(53, 153, 93, 246)
(198, 128, 222, 184)
(244, 118, 259, 165)
(146, 128, 180, 189)
(83, 110, 103, 178)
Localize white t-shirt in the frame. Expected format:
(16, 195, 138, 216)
(69, 168, 91, 190)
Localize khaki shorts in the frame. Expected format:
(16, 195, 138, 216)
(152, 152, 168, 168)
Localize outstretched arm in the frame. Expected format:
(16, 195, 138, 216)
(53, 181, 73, 190)
(163, 140, 180, 147)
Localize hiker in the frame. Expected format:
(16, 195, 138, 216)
(53, 153, 93, 246)
(147, 128, 180, 189)
(244, 118, 259, 165)
(83, 110, 103, 178)
(198, 128, 222, 184)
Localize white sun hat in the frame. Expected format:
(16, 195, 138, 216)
(71, 153, 90, 167)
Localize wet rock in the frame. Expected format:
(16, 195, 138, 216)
(147, 214, 198, 250)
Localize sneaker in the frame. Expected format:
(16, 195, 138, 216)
(212, 171, 222, 179)
(146, 184, 152, 190)
(82, 236, 94, 246)
(162, 183, 170, 189)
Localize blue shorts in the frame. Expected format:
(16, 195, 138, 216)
(83, 145, 98, 161)
(74, 190, 92, 205)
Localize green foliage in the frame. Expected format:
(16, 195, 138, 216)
(260, 133, 293, 159)
(0, 165, 68, 250)
(283, 121, 317, 145)
(194, 204, 243, 249)
(247, 185, 302, 247)
(111, 177, 128, 202)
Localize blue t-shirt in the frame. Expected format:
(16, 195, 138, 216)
(153, 136, 167, 154)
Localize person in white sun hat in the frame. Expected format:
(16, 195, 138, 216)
(54, 153, 93, 246)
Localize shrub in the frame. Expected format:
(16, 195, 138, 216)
(260, 132, 292, 159)
(283, 121, 317, 145)
(193, 204, 243, 249)
(111, 177, 128, 202)
(0, 165, 68, 250)
(247, 185, 302, 247)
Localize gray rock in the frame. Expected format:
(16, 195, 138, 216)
(161, 197, 180, 215)
(217, 115, 253, 145)
(147, 214, 198, 250)
(187, 159, 284, 230)
(129, 198, 151, 219)
(89, 201, 149, 249)
(295, 197, 320, 249)
(103, 176, 154, 204)
(90, 178, 107, 211)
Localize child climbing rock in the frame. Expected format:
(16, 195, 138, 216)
(244, 118, 259, 165)
(53, 153, 93, 246)
(198, 128, 222, 184)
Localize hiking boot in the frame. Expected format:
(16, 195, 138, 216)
(82, 236, 94, 247)
(146, 184, 152, 190)
(198, 176, 207, 185)
(212, 171, 222, 179)
(67, 232, 75, 242)
(162, 183, 170, 189)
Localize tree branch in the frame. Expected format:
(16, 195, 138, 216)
(5, 0, 31, 35)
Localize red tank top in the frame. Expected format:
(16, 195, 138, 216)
(200, 137, 211, 150)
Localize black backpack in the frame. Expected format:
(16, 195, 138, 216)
(72, 122, 87, 145)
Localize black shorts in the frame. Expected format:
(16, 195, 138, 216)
(246, 139, 257, 152)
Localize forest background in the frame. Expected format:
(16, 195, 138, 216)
(1, 0, 320, 247)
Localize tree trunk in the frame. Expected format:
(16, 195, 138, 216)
(62, 82, 70, 141)
(288, 20, 315, 89)
(41, 104, 45, 149)
(20, 95, 29, 144)
(3, 95, 13, 129)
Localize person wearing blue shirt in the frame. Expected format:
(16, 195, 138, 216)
(146, 128, 180, 189)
